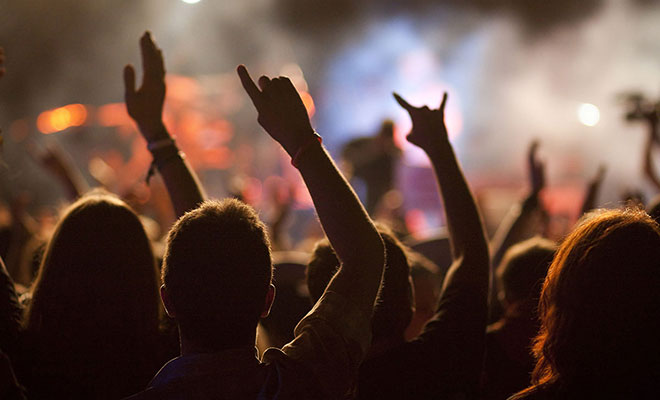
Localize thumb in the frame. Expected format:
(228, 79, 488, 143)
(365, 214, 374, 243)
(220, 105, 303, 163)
(124, 65, 137, 98)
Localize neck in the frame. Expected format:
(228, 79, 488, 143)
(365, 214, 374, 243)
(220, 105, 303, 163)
(179, 326, 256, 356)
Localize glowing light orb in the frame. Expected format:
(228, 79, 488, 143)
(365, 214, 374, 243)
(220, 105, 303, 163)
(578, 103, 600, 127)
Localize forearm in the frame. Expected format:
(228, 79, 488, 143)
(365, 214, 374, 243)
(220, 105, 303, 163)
(296, 140, 384, 308)
(490, 192, 539, 268)
(643, 133, 660, 192)
(144, 124, 206, 217)
(425, 141, 488, 265)
(58, 166, 89, 201)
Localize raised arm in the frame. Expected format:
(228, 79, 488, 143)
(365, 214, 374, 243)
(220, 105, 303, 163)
(580, 165, 606, 215)
(642, 114, 660, 192)
(490, 141, 546, 268)
(26, 141, 89, 201)
(392, 92, 489, 396)
(238, 65, 384, 397)
(124, 32, 205, 217)
(394, 92, 488, 268)
(238, 66, 384, 309)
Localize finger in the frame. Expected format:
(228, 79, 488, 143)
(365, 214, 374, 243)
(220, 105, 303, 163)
(393, 92, 416, 113)
(140, 32, 164, 79)
(271, 76, 294, 95)
(123, 65, 137, 97)
(237, 65, 262, 106)
(439, 92, 448, 113)
(528, 140, 540, 163)
(258, 76, 272, 91)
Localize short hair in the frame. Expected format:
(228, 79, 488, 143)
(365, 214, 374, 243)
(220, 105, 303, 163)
(307, 226, 413, 342)
(162, 199, 273, 349)
(529, 208, 660, 389)
(497, 237, 556, 305)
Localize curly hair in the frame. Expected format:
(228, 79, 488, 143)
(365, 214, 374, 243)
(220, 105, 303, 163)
(526, 208, 660, 392)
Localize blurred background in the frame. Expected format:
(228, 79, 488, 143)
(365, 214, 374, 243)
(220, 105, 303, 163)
(0, 0, 659, 241)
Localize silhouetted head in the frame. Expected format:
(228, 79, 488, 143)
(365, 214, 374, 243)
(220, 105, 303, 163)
(25, 189, 160, 353)
(161, 199, 273, 351)
(497, 237, 556, 314)
(530, 208, 660, 388)
(307, 226, 413, 345)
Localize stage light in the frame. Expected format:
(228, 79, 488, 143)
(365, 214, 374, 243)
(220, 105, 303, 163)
(37, 104, 88, 134)
(578, 103, 600, 127)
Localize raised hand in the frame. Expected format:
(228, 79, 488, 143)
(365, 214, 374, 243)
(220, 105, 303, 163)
(0, 47, 5, 79)
(581, 164, 606, 214)
(237, 65, 315, 157)
(122, 32, 205, 216)
(124, 32, 166, 140)
(528, 140, 545, 195)
(393, 92, 449, 152)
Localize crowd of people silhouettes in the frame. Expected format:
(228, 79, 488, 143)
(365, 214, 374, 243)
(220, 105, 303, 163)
(0, 31, 658, 399)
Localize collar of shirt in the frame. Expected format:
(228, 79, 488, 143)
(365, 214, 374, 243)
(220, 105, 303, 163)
(148, 346, 260, 389)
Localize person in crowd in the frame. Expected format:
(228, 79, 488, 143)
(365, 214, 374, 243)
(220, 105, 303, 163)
(125, 63, 385, 399)
(341, 119, 401, 215)
(307, 224, 414, 351)
(15, 32, 205, 399)
(480, 237, 556, 400)
(18, 190, 166, 399)
(307, 91, 489, 398)
(512, 208, 660, 399)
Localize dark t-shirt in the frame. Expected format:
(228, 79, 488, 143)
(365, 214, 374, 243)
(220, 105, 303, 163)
(126, 291, 372, 400)
(357, 254, 489, 399)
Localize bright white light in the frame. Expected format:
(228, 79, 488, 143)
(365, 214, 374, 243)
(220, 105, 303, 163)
(578, 103, 600, 127)
(181, 0, 201, 4)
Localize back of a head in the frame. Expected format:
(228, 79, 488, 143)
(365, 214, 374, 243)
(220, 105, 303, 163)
(497, 237, 556, 310)
(307, 227, 413, 343)
(24, 191, 160, 398)
(531, 208, 660, 389)
(162, 199, 273, 350)
(27, 191, 160, 344)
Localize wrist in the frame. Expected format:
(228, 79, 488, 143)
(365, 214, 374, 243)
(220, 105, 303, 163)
(281, 128, 318, 157)
(423, 139, 452, 159)
(291, 132, 323, 168)
(138, 121, 169, 141)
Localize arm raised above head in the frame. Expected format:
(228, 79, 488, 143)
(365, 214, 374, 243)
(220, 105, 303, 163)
(392, 92, 489, 394)
(238, 65, 385, 398)
(124, 32, 205, 217)
(238, 65, 385, 299)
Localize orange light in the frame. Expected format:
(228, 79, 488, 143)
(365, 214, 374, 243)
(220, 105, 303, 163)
(299, 91, 316, 118)
(97, 103, 131, 127)
(37, 104, 88, 134)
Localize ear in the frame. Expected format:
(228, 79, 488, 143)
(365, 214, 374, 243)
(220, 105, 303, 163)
(160, 284, 176, 318)
(260, 284, 276, 318)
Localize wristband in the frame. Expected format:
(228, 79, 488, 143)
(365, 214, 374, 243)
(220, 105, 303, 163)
(291, 132, 322, 168)
(147, 137, 176, 152)
(145, 150, 185, 184)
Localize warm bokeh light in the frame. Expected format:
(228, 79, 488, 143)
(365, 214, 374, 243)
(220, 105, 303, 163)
(97, 103, 132, 127)
(578, 103, 600, 127)
(37, 104, 88, 134)
(299, 91, 316, 118)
